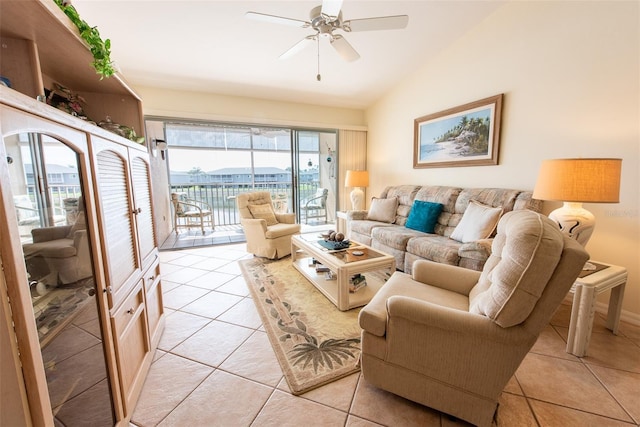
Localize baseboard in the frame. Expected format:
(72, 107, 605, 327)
(594, 301, 640, 327)
(561, 295, 640, 327)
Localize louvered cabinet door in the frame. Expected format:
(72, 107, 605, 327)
(91, 137, 140, 308)
(129, 151, 157, 268)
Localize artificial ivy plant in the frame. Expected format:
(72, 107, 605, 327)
(53, 0, 115, 78)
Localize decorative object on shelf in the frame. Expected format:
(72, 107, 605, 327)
(345, 170, 369, 210)
(154, 138, 167, 160)
(53, 0, 115, 78)
(533, 158, 622, 247)
(46, 82, 93, 122)
(414, 94, 503, 168)
(98, 116, 145, 144)
(0, 76, 11, 87)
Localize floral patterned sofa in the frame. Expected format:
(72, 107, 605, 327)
(346, 185, 542, 273)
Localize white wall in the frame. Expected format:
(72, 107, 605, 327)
(138, 86, 366, 130)
(365, 1, 640, 318)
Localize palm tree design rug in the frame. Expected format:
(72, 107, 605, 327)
(239, 256, 362, 395)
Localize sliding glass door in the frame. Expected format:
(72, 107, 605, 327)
(159, 120, 337, 227)
(293, 130, 337, 225)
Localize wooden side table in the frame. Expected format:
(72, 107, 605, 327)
(565, 262, 627, 357)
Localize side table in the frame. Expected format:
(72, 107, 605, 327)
(565, 262, 627, 357)
(336, 211, 349, 236)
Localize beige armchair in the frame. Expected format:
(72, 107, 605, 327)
(236, 191, 301, 259)
(22, 211, 92, 286)
(358, 210, 589, 427)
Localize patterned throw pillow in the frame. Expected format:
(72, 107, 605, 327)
(248, 203, 278, 226)
(367, 197, 398, 223)
(450, 200, 503, 243)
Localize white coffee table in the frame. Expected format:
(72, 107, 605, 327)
(291, 234, 395, 311)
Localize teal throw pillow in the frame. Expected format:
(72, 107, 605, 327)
(405, 200, 443, 233)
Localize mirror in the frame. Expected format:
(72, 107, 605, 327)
(4, 132, 115, 425)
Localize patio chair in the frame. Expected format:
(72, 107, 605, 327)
(171, 192, 214, 234)
(300, 187, 328, 224)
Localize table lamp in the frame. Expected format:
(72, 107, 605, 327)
(532, 158, 622, 246)
(345, 170, 369, 210)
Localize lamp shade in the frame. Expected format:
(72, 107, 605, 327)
(533, 158, 621, 203)
(345, 170, 369, 188)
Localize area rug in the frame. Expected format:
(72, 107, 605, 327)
(239, 256, 362, 395)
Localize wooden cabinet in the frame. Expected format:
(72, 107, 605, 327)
(0, 1, 163, 425)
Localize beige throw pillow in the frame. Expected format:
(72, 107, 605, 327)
(248, 203, 278, 226)
(367, 197, 398, 223)
(450, 200, 503, 243)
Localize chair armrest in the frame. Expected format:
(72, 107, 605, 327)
(179, 200, 211, 214)
(304, 195, 323, 208)
(32, 225, 72, 243)
(412, 259, 480, 296)
(275, 213, 296, 224)
(72, 229, 89, 250)
(347, 210, 368, 221)
(187, 198, 213, 210)
(240, 217, 268, 232)
(386, 295, 532, 345)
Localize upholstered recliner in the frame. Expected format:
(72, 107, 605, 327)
(358, 210, 589, 427)
(22, 208, 92, 286)
(236, 191, 301, 259)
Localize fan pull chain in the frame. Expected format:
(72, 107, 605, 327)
(317, 37, 321, 82)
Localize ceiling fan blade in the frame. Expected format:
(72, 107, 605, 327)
(280, 36, 315, 60)
(330, 35, 360, 62)
(344, 15, 409, 32)
(321, 0, 343, 21)
(245, 11, 309, 28)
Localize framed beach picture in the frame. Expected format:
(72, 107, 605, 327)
(413, 94, 503, 168)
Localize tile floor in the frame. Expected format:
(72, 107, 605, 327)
(131, 243, 640, 426)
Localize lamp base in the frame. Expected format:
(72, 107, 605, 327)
(350, 188, 365, 211)
(548, 202, 595, 246)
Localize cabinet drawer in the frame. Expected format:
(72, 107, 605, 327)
(144, 261, 161, 292)
(146, 277, 164, 348)
(111, 282, 149, 415)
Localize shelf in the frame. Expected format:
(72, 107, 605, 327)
(0, 0, 144, 136)
(292, 254, 390, 311)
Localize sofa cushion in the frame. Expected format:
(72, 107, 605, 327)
(406, 235, 461, 266)
(372, 225, 425, 251)
(413, 186, 461, 236)
(405, 200, 443, 233)
(450, 200, 503, 243)
(380, 185, 422, 225)
(248, 203, 278, 226)
(469, 210, 564, 327)
(367, 197, 398, 223)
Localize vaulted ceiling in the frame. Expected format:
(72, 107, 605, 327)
(74, 1, 504, 109)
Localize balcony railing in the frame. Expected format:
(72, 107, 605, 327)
(170, 181, 320, 226)
(24, 182, 320, 229)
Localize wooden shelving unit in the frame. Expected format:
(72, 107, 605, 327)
(0, 0, 144, 138)
(0, 1, 162, 425)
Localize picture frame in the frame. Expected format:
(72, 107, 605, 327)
(413, 94, 503, 168)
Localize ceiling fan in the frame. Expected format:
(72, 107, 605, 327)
(246, 0, 408, 80)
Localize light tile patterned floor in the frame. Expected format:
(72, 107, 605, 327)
(130, 243, 640, 426)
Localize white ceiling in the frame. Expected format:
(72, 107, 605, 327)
(73, 1, 504, 110)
